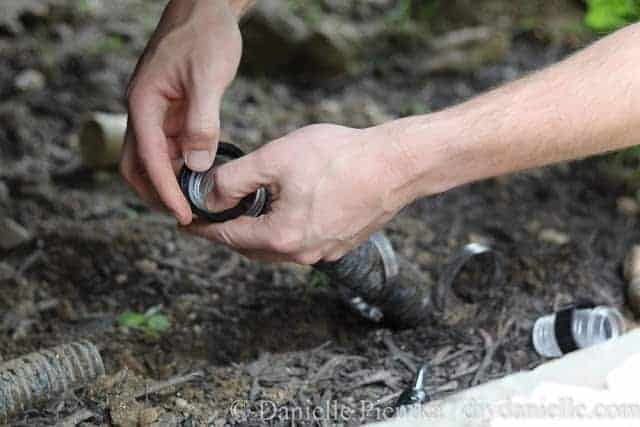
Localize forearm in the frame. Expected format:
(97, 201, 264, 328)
(377, 23, 640, 207)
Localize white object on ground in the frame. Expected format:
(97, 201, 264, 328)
(532, 306, 625, 358)
(371, 329, 640, 427)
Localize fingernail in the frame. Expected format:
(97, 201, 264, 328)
(185, 150, 213, 172)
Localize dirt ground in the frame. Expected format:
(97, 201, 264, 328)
(1, 1, 639, 426)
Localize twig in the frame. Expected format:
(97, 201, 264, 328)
(373, 391, 402, 407)
(471, 318, 515, 386)
(150, 256, 208, 276)
(471, 329, 495, 386)
(344, 370, 399, 391)
(55, 409, 95, 427)
(211, 254, 241, 281)
(18, 249, 43, 275)
(310, 355, 367, 384)
(450, 363, 481, 380)
(134, 371, 204, 399)
(432, 346, 475, 366)
(383, 334, 417, 373)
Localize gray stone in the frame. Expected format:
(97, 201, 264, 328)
(0, 181, 9, 206)
(14, 69, 46, 92)
(242, 0, 310, 70)
(421, 27, 511, 75)
(0, 217, 32, 251)
(301, 19, 361, 77)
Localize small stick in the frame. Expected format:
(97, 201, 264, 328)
(471, 329, 495, 386)
(383, 334, 417, 373)
(133, 371, 204, 399)
(55, 409, 95, 427)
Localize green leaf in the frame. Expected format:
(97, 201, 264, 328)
(117, 311, 147, 328)
(145, 314, 171, 334)
(585, 0, 640, 33)
(310, 270, 330, 289)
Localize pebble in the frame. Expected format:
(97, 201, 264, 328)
(174, 397, 192, 412)
(135, 259, 158, 274)
(628, 279, 640, 317)
(617, 196, 639, 217)
(624, 245, 640, 316)
(0, 217, 32, 250)
(0, 181, 9, 205)
(624, 245, 640, 282)
(14, 69, 45, 92)
(138, 407, 161, 426)
(538, 228, 570, 245)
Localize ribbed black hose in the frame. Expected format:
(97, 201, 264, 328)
(315, 235, 435, 327)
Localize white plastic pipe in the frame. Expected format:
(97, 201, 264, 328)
(78, 112, 127, 169)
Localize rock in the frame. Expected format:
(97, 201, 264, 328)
(242, 1, 364, 78)
(242, 0, 310, 70)
(422, 27, 511, 74)
(0, 0, 49, 35)
(301, 19, 361, 77)
(617, 196, 639, 217)
(0, 181, 9, 206)
(14, 69, 46, 92)
(626, 245, 640, 316)
(55, 299, 77, 321)
(628, 279, 640, 317)
(110, 398, 143, 427)
(174, 397, 194, 413)
(138, 407, 161, 426)
(624, 245, 640, 283)
(135, 259, 158, 275)
(0, 217, 32, 250)
(150, 413, 180, 427)
(538, 228, 570, 245)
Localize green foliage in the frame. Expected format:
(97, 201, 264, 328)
(387, 0, 440, 27)
(309, 270, 330, 289)
(118, 306, 171, 336)
(585, 0, 640, 33)
(89, 34, 126, 55)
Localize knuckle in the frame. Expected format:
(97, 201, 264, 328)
(182, 127, 219, 150)
(183, 127, 218, 145)
(324, 248, 348, 262)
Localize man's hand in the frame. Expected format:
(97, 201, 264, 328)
(120, 0, 243, 225)
(184, 124, 414, 264)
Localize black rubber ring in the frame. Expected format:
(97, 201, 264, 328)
(179, 142, 265, 223)
(553, 299, 596, 354)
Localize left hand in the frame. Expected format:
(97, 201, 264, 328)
(183, 124, 411, 263)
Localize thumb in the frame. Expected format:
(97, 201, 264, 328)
(207, 151, 273, 213)
(181, 80, 224, 172)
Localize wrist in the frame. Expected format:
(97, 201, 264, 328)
(368, 109, 489, 207)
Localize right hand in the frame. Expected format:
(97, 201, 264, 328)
(120, 0, 242, 225)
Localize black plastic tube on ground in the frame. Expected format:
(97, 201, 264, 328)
(315, 232, 435, 327)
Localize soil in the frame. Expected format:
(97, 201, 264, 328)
(1, 1, 639, 426)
